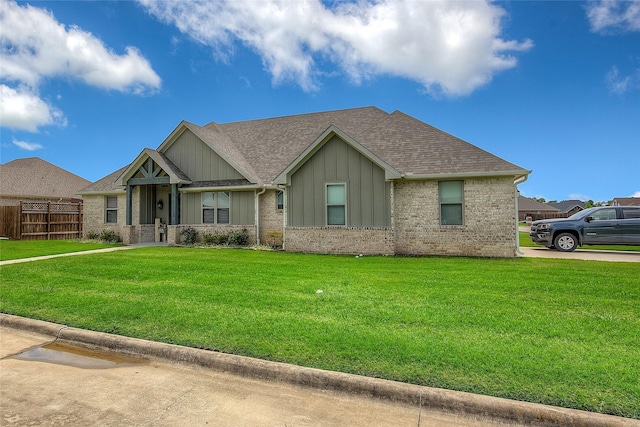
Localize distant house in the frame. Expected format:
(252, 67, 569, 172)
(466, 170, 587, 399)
(612, 197, 640, 207)
(548, 200, 585, 216)
(518, 196, 559, 221)
(80, 107, 530, 257)
(0, 157, 90, 206)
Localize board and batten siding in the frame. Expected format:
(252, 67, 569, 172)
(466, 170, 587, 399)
(181, 191, 255, 225)
(164, 130, 245, 181)
(288, 135, 391, 227)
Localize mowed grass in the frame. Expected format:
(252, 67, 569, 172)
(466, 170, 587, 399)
(0, 239, 120, 261)
(1, 247, 639, 418)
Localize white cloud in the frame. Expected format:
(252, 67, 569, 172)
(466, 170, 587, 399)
(632, 191, 640, 198)
(139, 0, 532, 96)
(586, 0, 640, 33)
(0, 85, 66, 132)
(605, 65, 640, 94)
(0, 0, 161, 132)
(606, 66, 631, 94)
(12, 138, 44, 151)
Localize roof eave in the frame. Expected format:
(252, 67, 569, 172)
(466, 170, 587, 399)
(399, 170, 532, 181)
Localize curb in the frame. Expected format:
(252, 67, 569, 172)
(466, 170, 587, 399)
(2, 313, 637, 427)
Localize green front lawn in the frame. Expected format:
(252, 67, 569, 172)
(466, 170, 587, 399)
(0, 240, 120, 261)
(1, 247, 638, 418)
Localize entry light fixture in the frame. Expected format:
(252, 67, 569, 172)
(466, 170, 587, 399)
(157, 199, 163, 209)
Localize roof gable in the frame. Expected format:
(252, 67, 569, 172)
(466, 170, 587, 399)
(157, 121, 258, 183)
(274, 125, 401, 185)
(118, 148, 191, 186)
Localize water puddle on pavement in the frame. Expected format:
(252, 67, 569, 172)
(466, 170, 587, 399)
(14, 342, 146, 369)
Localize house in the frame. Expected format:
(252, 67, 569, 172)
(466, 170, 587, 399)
(612, 197, 640, 207)
(0, 157, 90, 206)
(80, 107, 530, 257)
(548, 200, 585, 216)
(517, 196, 559, 221)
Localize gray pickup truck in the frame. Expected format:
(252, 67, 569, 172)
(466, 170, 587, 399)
(529, 206, 640, 251)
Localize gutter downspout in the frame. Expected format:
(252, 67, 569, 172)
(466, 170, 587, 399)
(514, 175, 529, 256)
(277, 184, 287, 250)
(255, 186, 267, 246)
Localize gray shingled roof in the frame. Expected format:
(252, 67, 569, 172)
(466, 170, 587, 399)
(0, 157, 91, 199)
(79, 166, 127, 194)
(84, 107, 529, 193)
(518, 196, 559, 213)
(549, 200, 585, 213)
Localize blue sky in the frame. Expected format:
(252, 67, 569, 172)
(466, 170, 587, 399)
(1, 0, 638, 203)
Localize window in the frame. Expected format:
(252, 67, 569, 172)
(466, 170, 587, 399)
(622, 208, 640, 219)
(202, 192, 230, 224)
(326, 184, 346, 226)
(105, 196, 117, 223)
(439, 181, 463, 225)
(276, 191, 284, 210)
(590, 208, 616, 221)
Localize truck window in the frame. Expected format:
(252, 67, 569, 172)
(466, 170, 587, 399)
(590, 208, 616, 221)
(621, 208, 640, 219)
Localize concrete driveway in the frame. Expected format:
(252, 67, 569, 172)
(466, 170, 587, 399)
(519, 246, 640, 262)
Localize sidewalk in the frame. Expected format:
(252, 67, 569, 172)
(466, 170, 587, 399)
(2, 314, 636, 427)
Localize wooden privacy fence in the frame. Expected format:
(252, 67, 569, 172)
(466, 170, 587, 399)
(0, 205, 20, 239)
(16, 201, 83, 240)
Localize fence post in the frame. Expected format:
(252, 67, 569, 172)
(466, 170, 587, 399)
(19, 201, 23, 240)
(47, 201, 51, 240)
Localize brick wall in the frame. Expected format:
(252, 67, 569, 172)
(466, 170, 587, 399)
(285, 227, 394, 255)
(83, 193, 127, 241)
(393, 178, 517, 257)
(258, 189, 284, 246)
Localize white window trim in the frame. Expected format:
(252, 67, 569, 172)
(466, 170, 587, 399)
(276, 190, 284, 211)
(105, 196, 118, 224)
(326, 183, 347, 227)
(202, 191, 230, 224)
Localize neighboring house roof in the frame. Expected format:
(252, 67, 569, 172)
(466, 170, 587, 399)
(518, 196, 559, 213)
(84, 107, 530, 193)
(548, 200, 585, 213)
(0, 157, 90, 199)
(612, 197, 640, 206)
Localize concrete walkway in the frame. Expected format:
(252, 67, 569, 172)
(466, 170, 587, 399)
(0, 242, 165, 266)
(1, 314, 637, 427)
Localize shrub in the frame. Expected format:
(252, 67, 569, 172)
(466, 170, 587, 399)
(266, 230, 283, 248)
(85, 230, 100, 240)
(228, 229, 249, 246)
(180, 227, 198, 245)
(203, 232, 229, 245)
(98, 229, 121, 244)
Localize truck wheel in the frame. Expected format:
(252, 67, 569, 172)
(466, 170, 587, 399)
(554, 233, 578, 252)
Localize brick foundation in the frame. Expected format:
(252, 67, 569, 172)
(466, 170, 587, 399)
(285, 227, 394, 255)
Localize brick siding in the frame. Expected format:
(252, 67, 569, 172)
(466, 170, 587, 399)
(393, 178, 517, 257)
(258, 189, 284, 246)
(285, 227, 394, 255)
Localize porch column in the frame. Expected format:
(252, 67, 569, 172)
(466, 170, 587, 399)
(126, 184, 133, 226)
(171, 184, 178, 225)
